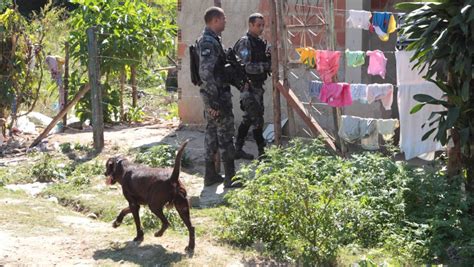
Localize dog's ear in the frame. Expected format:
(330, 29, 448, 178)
(113, 157, 125, 173)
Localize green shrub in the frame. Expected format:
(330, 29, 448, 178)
(135, 144, 190, 168)
(30, 154, 67, 182)
(220, 138, 474, 265)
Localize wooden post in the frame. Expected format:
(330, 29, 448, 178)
(120, 68, 125, 121)
(63, 41, 69, 131)
(131, 65, 138, 108)
(30, 84, 91, 148)
(87, 27, 104, 152)
(326, 0, 346, 153)
(270, 0, 282, 145)
(277, 0, 296, 137)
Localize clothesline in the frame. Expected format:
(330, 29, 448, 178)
(296, 5, 406, 16)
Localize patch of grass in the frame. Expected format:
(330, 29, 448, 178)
(164, 102, 178, 120)
(1, 163, 35, 184)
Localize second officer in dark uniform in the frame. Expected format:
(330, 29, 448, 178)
(233, 13, 271, 160)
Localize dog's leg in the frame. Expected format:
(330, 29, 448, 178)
(130, 203, 144, 242)
(174, 197, 195, 252)
(150, 206, 169, 238)
(113, 206, 131, 228)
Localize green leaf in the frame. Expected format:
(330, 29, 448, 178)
(421, 128, 437, 141)
(462, 80, 470, 101)
(445, 107, 460, 128)
(413, 94, 437, 103)
(410, 103, 425, 114)
(459, 127, 470, 146)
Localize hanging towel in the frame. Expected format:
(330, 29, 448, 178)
(372, 12, 397, 41)
(346, 10, 372, 30)
(350, 84, 368, 104)
(319, 82, 352, 107)
(338, 115, 376, 143)
(316, 50, 341, 83)
(367, 50, 387, 79)
(309, 80, 323, 98)
(398, 83, 445, 160)
(395, 50, 431, 86)
(376, 119, 399, 141)
(296, 47, 317, 68)
(345, 49, 366, 67)
(367, 83, 393, 110)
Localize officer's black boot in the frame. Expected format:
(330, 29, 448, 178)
(204, 160, 223, 186)
(223, 160, 242, 188)
(253, 128, 266, 158)
(235, 123, 254, 160)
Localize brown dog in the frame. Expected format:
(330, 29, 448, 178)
(104, 140, 194, 252)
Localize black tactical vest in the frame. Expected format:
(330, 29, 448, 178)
(247, 33, 268, 83)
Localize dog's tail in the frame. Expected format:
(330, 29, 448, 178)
(170, 139, 190, 183)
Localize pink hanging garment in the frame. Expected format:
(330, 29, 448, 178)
(319, 82, 352, 107)
(367, 50, 387, 79)
(316, 50, 341, 83)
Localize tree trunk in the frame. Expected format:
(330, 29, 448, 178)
(120, 68, 125, 121)
(465, 135, 474, 215)
(447, 128, 463, 179)
(131, 65, 137, 108)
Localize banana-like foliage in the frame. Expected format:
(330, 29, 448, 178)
(397, 0, 474, 162)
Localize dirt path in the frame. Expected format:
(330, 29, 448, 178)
(0, 189, 250, 266)
(0, 123, 265, 266)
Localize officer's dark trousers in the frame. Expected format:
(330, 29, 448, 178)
(203, 91, 235, 163)
(235, 86, 266, 152)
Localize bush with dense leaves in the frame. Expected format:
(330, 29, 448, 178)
(220, 139, 474, 265)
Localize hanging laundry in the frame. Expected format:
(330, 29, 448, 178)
(350, 84, 368, 104)
(398, 83, 445, 160)
(338, 115, 379, 150)
(376, 119, 399, 141)
(395, 50, 431, 86)
(345, 49, 365, 67)
(319, 82, 352, 107)
(367, 50, 387, 79)
(316, 50, 341, 83)
(367, 83, 393, 110)
(346, 9, 372, 30)
(372, 12, 397, 41)
(296, 47, 317, 68)
(361, 130, 380, 150)
(309, 80, 323, 98)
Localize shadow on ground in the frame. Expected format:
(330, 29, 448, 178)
(93, 241, 189, 265)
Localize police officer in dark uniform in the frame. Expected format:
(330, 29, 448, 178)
(197, 7, 240, 188)
(233, 13, 271, 160)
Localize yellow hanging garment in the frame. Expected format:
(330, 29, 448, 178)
(296, 47, 317, 68)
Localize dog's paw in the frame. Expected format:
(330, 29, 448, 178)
(133, 236, 144, 243)
(185, 245, 195, 254)
(154, 230, 164, 237)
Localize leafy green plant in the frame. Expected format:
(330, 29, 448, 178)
(396, 1, 474, 181)
(30, 154, 67, 182)
(220, 138, 474, 265)
(135, 144, 190, 168)
(126, 106, 145, 123)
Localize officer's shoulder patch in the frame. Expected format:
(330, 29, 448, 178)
(201, 48, 211, 56)
(239, 48, 249, 58)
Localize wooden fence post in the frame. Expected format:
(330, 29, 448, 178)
(87, 27, 104, 152)
(270, 0, 282, 145)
